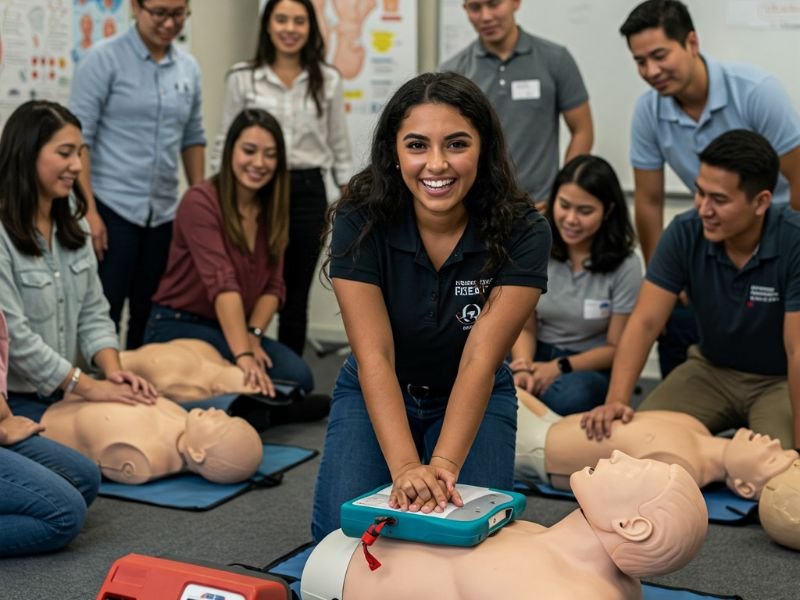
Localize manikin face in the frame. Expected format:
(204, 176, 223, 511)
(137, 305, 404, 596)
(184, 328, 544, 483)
(231, 125, 278, 198)
(396, 102, 480, 222)
(724, 429, 798, 499)
(627, 27, 699, 97)
(463, 0, 520, 50)
(184, 407, 232, 446)
(36, 124, 83, 203)
(694, 163, 769, 245)
(131, 0, 188, 56)
(570, 450, 669, 533)
(552, 182, 605, 252)
(268, 0, 310, 59)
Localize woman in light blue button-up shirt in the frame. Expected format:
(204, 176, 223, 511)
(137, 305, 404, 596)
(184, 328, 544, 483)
(0, 101, 157, 424)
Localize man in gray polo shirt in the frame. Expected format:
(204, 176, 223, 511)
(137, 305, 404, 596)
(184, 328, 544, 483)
(581, 130, 800, 450)
(440, 0, 593, 205)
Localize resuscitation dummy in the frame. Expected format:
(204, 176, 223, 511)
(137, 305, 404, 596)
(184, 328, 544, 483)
(759, 458, 800, 551)
(301, 451, 708, 600)
(40, 396, 263, 484)
(515, 388, 798, 500)
(119, 339, 261, 402)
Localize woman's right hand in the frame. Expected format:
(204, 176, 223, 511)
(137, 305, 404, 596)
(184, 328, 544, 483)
(510, 358, 535, 392)
(389, 462, 463, 514)
(77, 377, 156, 405)
(236, 354, 275, 398)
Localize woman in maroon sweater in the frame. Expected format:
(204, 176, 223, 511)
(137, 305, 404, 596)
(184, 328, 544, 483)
(145, 109, 313, 397)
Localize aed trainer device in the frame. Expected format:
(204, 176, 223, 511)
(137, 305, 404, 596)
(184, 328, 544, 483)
(96, 553, 289, 600)
(340, 484, 526, 547)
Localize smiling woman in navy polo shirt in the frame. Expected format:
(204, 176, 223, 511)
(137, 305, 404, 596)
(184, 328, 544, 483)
(311, 72, 551, 541)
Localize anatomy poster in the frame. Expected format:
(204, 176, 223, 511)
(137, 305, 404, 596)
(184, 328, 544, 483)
(0, 0, 129, 130)
(260, 0, 418, 168)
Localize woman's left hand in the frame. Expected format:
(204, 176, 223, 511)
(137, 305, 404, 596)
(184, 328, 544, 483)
(529, 360, 561, 396)
(106, 370, 158, 399)
(249, 336, 273, 372)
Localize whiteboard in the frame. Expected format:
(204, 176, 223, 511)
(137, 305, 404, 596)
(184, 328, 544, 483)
(439, 0, 800, 194)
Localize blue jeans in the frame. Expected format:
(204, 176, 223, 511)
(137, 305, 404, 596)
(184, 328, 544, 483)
(143, 304, 314, 393)
(534, 341, 609, 415)
(0, 434, 100, 556)
(311, 355, 518, 541)
(657, 302, 699, 378)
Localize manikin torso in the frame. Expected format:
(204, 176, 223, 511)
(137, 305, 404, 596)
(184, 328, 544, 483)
(544, 411, 727, 491)
(41, 396, 187, 483)
(341, 517, 641, 600)
(119, 339, 257, 402)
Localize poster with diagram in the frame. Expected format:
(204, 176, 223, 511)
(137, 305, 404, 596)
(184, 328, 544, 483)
(0, 0, 129, 130)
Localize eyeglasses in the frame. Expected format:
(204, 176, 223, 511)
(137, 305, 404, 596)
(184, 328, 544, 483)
(139, 4, 191, 25)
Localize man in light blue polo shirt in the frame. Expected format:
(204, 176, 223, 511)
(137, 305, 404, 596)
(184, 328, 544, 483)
(619, 0, 800, 377)
(69, 0, 205, 350)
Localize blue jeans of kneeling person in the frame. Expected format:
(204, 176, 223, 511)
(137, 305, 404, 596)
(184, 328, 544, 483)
(311, 355, 518, 542)
(534, 341, 609, 415)
(0, 433, 101, 556)
(143, 304, 314, 394)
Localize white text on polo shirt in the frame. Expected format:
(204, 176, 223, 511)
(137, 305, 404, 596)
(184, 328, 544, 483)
(454, 278, 493, 296)
(749, 285, 780, 303)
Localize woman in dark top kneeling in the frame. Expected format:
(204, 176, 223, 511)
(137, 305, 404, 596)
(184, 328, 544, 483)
(311, 72, 552, 541)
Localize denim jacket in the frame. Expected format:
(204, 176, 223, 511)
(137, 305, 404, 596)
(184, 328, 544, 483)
(0, 218, 118, 395)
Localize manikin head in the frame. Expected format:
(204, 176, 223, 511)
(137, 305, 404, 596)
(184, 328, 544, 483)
(759, 459, 800, 551)
(179, 408, 263, 483)
(570, 450, 707, 578)
(723, 429, 798, 500)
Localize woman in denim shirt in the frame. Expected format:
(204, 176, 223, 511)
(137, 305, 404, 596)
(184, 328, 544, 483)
(0, 101, 157, 424)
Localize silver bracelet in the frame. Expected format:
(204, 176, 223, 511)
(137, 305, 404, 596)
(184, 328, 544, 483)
(65, 367, 81, 396)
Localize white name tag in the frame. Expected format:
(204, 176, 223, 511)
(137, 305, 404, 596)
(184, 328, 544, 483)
(511, 79, 541, 100)
(584, 299, 611, 320)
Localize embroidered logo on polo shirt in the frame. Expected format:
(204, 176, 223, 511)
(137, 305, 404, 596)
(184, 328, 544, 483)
(454, 278, 492, 296)
(455, 304, 481, 327)
(748, 285, 780, 306)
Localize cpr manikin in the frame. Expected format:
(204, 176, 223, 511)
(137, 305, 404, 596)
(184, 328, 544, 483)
(119, 339, 261, 403)
(759, 459, 800, 551)
(515, 388, 798, 500)
(301, 452, 708, 600)
(40, 397, 263, 484)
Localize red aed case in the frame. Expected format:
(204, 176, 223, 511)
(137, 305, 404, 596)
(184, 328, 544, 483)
(96, 553, 288, 600)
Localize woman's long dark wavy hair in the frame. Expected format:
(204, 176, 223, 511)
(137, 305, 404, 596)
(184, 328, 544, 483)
(546, 155, 635, 273)
(323, 71, 531, 282)
(212, 109, 290, 261)
(248, 0, 327, 117)
(0, 100, 87, 257)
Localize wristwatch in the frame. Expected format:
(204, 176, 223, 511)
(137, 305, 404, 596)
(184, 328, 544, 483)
(247, 325, 265, 338)
(557, 357, 573, 374)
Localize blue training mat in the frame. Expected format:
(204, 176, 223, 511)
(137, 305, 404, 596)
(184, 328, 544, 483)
(513, 480, 757, 524)
(99, 443, 318, 510)
(262, 543, 742, 600)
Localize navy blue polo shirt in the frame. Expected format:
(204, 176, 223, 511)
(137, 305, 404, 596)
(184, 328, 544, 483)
(647, 205, 800, 375)
(330, 201, 550, 389)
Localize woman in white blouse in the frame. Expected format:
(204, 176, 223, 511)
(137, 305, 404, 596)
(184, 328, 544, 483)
(212, 0, 353, 356)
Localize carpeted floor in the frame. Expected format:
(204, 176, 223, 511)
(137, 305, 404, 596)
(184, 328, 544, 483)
(0, 350, 796, 599)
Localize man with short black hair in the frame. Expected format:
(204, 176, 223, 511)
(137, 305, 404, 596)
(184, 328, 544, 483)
(619, 0, 800, 377)
(581, 130, 800, 451)
(441, 0, 593, 206)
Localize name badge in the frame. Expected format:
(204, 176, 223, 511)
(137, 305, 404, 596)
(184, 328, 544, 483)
(511, 79, 541, 100)
(583, 299, 611, 320)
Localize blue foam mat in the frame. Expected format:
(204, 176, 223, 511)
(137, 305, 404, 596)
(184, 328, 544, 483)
(99, 443, 317, 510)
(264, 544, 740, 600)
(514, 480, 757, 524)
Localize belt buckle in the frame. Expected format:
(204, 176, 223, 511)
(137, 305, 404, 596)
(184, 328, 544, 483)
(406, 384, 431, 398)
